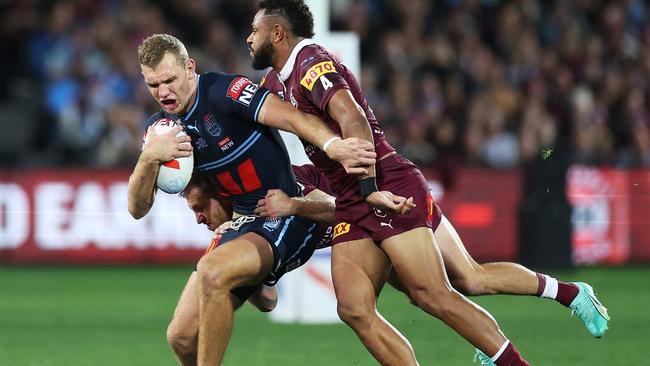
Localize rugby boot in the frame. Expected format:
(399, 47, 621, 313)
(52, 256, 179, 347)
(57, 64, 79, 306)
(569, 282, 610, 337)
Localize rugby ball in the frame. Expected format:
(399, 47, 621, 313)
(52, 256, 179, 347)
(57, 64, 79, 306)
(143, 118, 194, 194)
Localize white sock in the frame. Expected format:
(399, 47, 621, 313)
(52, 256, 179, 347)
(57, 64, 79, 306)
(491, 339, 510, 361)
(540, 274, 559, 299)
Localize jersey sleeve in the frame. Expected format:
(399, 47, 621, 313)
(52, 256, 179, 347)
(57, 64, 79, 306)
(209, 74, 271, 123)
(291, 164, 325, 195)
(297, 53, 350, 112)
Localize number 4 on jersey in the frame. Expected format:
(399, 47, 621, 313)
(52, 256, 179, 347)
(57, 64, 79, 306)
(320, 75, 333, 90)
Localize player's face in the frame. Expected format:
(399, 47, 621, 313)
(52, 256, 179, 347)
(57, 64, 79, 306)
(185, 188, 230, 232)
(141, 53, 197, 116)
(247, 10, 276, 70)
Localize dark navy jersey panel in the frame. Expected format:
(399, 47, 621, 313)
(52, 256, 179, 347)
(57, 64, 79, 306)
(145, 72, 300, 214)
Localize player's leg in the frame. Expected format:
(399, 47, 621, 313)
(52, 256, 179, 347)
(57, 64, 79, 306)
(435, 215, 610, 337)
(434, 215, 538, 296)
(167, 272, 248, 366)
(196, 232, 274, 366)
(167, 272, 200, 366)
(332, 237, 419, 366)
(381, 227, 528, 365)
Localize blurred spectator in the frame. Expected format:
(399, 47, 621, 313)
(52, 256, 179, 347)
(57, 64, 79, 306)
(3, 0, 649, 174)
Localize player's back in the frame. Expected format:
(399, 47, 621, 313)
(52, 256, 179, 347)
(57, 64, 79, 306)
(146, 72, 300, 214)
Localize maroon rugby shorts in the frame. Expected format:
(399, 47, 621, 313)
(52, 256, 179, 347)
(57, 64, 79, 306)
(332, 154, 442, 245)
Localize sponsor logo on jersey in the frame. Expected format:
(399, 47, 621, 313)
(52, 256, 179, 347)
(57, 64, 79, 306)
(195, 137, 208, 150)
(300, 55, 316, 68)
(218, 137, 234, 152)
(263, 217, 282, 232)
(300, 61, 337, 91)
(332, 222, 350, 239)
(203, 114, 223, 137)
(186, 124, 200, 133)
(227, 76, 259, 106)
(289, 91, 298, 107)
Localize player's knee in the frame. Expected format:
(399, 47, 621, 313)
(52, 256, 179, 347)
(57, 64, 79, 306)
(196, 256, 235, 295)
(451, 276, 488, 296)
(450, 267, 493, 296)
(166, 322, 196, 358)
(410, 285, 462, 320)
(336, 298, 374, 329)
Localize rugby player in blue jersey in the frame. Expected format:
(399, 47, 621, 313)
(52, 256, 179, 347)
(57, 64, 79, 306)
(127, 34, 411, 365)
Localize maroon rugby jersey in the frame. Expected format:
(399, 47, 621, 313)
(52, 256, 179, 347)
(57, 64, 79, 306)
(261, 39, 395, 198)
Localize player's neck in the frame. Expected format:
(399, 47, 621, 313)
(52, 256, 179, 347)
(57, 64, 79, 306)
(273, 37, 305, 72)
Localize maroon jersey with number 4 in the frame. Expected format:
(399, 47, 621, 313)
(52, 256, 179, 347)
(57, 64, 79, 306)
(261, 40, 395, 195)
(262, 39, 442, 244)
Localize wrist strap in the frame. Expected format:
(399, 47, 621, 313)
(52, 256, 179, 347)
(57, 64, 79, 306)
(322, 136, 341, 153)
(359, 177, 378, 199)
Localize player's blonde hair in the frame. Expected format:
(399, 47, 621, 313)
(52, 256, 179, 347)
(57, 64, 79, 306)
(137, 34, 189, 68)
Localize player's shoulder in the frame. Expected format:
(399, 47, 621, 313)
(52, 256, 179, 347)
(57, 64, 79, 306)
(295, 44, 336, 71)
(260, 69, 278, 88)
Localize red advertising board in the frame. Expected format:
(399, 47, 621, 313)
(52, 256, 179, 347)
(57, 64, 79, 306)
(2, 167, 650, 264)
(567, 167, 630, 265)
(0, 169, 210, 264)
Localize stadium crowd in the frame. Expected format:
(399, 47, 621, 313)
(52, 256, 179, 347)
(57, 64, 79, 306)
(2, 0, 649, 170)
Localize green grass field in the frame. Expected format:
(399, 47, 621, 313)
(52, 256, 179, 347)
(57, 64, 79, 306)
(0, 266, 646, 365)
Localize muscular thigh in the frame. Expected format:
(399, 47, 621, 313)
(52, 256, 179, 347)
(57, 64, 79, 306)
(331, 238, 391, 300)
(381, 227, 451, 293)
(201, 232, 275, 288)
(433, 215, 482, 283)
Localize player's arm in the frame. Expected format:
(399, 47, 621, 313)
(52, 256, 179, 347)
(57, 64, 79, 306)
(257, 93, 376, 175)
(247, 284, 278, 312)
(326, 90, 414, 214)
(255, 188, 335, 224)
(127, 125, 192, 219)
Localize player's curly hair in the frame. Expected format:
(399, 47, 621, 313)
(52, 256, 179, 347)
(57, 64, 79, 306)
(258, 0, 315, 38)
(180, 173, 231, 213)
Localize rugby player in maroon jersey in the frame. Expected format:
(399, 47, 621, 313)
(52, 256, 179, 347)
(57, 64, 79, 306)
(246, 2, 609, 365)
(245, 1, 537, 364)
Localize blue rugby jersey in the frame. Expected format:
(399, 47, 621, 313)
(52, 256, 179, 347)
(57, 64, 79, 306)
(145, 72, 301, 214)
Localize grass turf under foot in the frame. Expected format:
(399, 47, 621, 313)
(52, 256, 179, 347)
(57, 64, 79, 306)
(0, 266, 646, 365)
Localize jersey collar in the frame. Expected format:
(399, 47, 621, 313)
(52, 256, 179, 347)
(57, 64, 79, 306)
(279, 38, 315, 82)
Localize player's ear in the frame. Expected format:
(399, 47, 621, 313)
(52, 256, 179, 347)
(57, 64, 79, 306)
(272, 23, 286, 42)
(186, 58, 196, 78)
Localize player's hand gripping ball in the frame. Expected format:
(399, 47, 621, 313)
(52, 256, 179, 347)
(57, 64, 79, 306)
(143, 118, 194, 194)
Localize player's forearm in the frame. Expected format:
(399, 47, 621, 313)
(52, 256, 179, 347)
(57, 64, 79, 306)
(247, 285, 278, 312)
(326, 90, 376, 177)
(127, 152, 159, 219)
(257, 94, 337, 148)
(337, 115, 376, 178)
(292, 191, 336, 224)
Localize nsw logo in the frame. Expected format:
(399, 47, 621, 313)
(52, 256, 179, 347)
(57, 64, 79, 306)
(263, 217, 282, 232)
(227, 76, 259, 106)
(203, 114, 223, 137)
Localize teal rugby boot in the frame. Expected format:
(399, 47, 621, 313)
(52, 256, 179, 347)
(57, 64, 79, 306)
(569, 282, 610, 337)
(473, 349, 496, 366)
